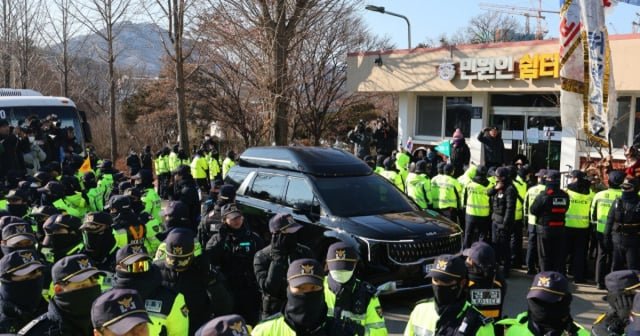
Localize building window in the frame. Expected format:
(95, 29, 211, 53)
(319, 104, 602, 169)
(445, 97, 472, 138)
(611, 96, 631, 147)
(416, 96, 443, 137)
(416, 96, 471, 138)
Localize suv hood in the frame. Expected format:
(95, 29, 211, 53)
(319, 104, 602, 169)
(337, 211, 461, 241)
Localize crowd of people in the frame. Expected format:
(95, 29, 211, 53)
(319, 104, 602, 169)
(2, 112, 640, 335)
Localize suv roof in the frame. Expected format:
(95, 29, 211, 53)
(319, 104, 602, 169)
(238, 146, 371, 177)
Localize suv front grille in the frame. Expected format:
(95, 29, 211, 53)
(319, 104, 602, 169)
(387, 234, 462, 265)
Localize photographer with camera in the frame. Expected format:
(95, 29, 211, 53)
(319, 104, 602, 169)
(347, 120, 372, 160)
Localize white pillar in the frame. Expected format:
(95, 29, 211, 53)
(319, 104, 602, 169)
(559, 126, 580, 172)
(397, 92, 416, 149)
(470, 93, 490, 165)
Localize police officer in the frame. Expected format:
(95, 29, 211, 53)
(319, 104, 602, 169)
(82, 172, 103, 213)
(96, 159, 117, 206)
(463, 242, 506, 322)
(41, 214, 84, 263)
(531, 170, 569, 274)
(252, 258, 358, 336)
(591, 270, 639, 335)
(190, 149, 210, 194)
(606, 177, 640, 271)
(20, 254, 104, 336)
(132, 169, 162, 223)
(524, 169, 546, 275)
(324, 242, 387, 336)
(591, 170, 624, 289)
(497, 271, 589, 335)
(90, 288, 151, 336)
(254, 213, 314, 319)
(38, 181, 85, 218)
(79, 212, 118, 273)
(155, 149, 170, 199)
(106, 195, 148, 249)
(0, 250, 48, 333)
(463, 165, 491, 248)
(206, 203, 263, 325)
(380, 157, 404, 191)
(431, 163, 463, 223)
(1, 222, 38, 255)
(171, 165, 200, 227)
(404, 254, 494, 336)
(489, 167, 517, 278)
(195, 314, 251, 336)
(222, 150, 236, 180)
(406, 160, 431, 210)
(113, 244, 189, 336)
(563, 170, 593, 283)
(4, 189, 31, 218)
(29, 205, 59, 241)
(154, 201, 203, 261)
(508, 166, 527, 269)
(198, 184, 236, 248)
(154, 228, 219, 334)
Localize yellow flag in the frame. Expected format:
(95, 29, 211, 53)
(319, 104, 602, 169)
(79, 157, 92, 174)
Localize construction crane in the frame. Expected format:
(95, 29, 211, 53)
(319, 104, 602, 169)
(633, 13, 640, 33)
(479, 2, 560, 40)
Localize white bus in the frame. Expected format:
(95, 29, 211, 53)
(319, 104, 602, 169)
(0, 89, 92, 150)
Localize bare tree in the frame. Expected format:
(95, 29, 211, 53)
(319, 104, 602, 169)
(42, 0, 85, 97)
(465, 12, 524, 43)
(14, 0, 43, 89)
(0, 0, 15, 87)
(143, 0, 203, 154)
(73, 0, 134, 162)
(208, 0, 345, 146)
(289, 3, 389, 145)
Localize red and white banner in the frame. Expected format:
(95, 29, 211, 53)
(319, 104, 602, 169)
(559, 0, 584, 137)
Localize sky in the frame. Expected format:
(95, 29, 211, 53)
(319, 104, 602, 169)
(361, 0, 640, 48)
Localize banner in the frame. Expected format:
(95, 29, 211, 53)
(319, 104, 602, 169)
(559, 0, 584, 139)
(580, 0, 616, 146)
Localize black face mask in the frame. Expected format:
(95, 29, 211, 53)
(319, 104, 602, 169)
(83, 231, 116, 260)
(54, 284, 101, 318)
(84, 180, 97, 190)
(528, 297, 572, 333)
(285, 288, 327, 331)
(433, 283, 464, 311)
(115, 265, 160, 299)
(607, 292, 635, 319)
(0, 276, 44, 312)
(8, 204, 29, 217)
(45, 233, 80, 251)
(272, 233, 298, 251)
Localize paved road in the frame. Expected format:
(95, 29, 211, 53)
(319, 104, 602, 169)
(381, 269, 608, 335)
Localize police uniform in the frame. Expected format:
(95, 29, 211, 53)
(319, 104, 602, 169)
(19, 254, 105, 336)
(254, 214, 314, 321)
(431, 164, 463, 222)
(530, 170, 569, 274)
(323, 242, 387, 336)
(132, 169, 162, 223)
(591, 270, 640, 336)
(0, 250, 48, 334)
(510, 171, 527, 268)
(463, 242, 506, 321)
(252, 259, 358, 336)
(405, 161, 431, 210)
(590, 171, 624, 288)
(497, 271, 589, 336)
(605, 179, 640, 271)
(90, 289, 152, 335)
(463, 166, 491, 248)
(113, 244, 189, 336)
(563, 171, 594, 283)
(489, 167, 517, 277)
(195, 314, 251, 336)
(222, 152, 236, 180)
(524, 170, 546, 274)
(404, 254, 495, 336)
(40, 214, 84, 263)
(380, 158, 405, 191)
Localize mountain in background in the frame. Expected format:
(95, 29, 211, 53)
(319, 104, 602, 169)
(64, 21, 168, 77)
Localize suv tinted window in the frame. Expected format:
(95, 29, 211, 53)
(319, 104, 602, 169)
(225, 169, 249, 188)
(315, 175, 414, 217)
(248, 173, 286, 203)
(284, 178, 314, 209)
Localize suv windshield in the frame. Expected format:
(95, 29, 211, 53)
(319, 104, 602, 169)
(314, 175, 415, 217)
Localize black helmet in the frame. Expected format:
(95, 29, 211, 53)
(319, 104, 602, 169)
(415, 160, 428, 174)
(105, 195, 132, 212)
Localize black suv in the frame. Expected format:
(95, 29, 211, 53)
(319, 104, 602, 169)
(225, 146, 462, 292)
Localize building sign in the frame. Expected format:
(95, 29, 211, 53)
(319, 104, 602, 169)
(441, 52, 561, 81)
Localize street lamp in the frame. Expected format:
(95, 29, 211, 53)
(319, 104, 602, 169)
(365, 5, 411, 49)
